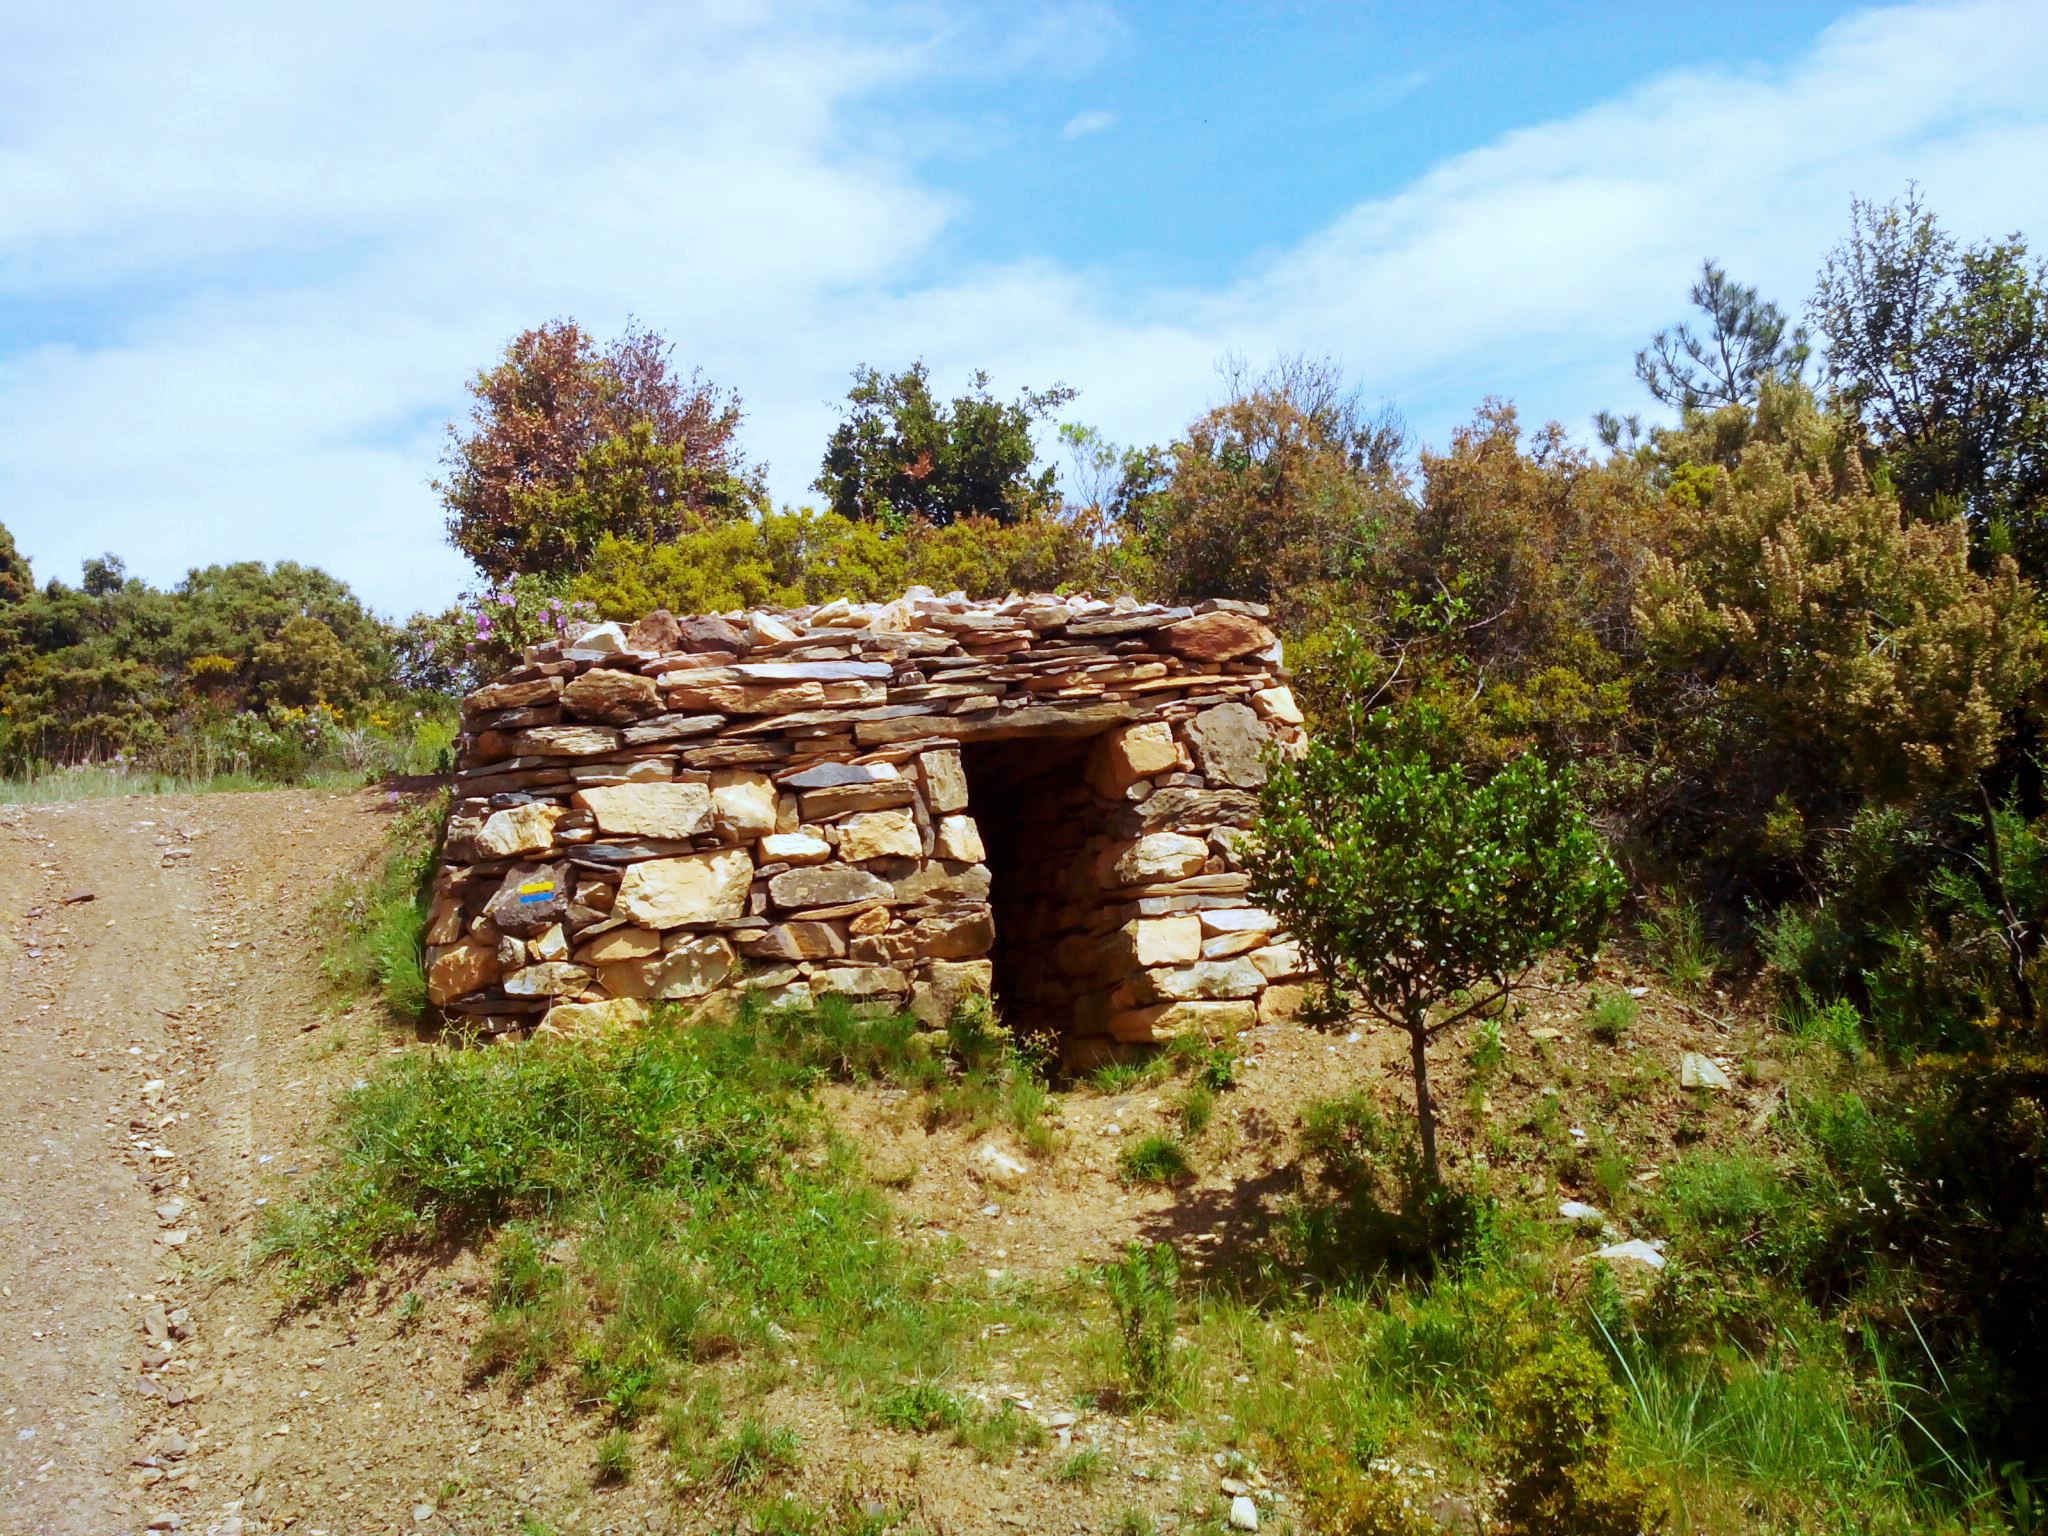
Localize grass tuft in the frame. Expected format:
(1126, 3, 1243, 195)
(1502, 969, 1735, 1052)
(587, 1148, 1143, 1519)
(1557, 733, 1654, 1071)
(1118, 1133, 1194, 1186)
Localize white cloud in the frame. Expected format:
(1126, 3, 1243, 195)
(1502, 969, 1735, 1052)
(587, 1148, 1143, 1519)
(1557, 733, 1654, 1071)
(1, 0, 2044, 617)
(1062, 108, 1117, 140)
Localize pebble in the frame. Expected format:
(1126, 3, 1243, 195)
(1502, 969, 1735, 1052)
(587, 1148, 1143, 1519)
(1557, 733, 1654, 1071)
(1228, 1494, 1259, 1530)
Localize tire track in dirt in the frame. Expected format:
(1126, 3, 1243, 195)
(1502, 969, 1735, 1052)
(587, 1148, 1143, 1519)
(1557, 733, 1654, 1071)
(0, 789, 390, 1536)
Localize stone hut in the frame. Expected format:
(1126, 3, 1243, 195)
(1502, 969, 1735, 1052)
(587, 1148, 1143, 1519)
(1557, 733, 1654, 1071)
(426, 590, 1310, 1066)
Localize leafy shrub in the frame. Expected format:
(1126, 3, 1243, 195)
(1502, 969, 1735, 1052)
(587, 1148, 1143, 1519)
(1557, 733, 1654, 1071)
(1491, 1333, 1659, 1536)
(1100, 1242, 1181, 1407)
(569, 506, 1126, 619)
(1636, 419, 2039, 881)
(1294, 1449, 1441, 1536)
(873, 1382, 968, 1434)
(1818, 1049, 2048, 1467)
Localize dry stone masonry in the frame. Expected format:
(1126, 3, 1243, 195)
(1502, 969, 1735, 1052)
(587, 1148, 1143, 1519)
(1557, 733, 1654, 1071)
(428, 590, 1312, 1065)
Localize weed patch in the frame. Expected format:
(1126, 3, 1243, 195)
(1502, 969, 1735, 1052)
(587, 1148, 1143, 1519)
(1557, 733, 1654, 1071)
(315, 789, 446, 1018)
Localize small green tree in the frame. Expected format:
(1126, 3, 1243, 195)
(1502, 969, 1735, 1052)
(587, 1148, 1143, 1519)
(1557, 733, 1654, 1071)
(1636, 258, 1809, 411)
(814, 362, 1074, 528)
(1247, 704, 1622, 1184)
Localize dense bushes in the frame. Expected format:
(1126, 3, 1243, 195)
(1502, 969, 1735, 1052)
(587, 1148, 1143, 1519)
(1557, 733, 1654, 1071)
(567, 505, 1127, 616)
(0, 548, 455, 785)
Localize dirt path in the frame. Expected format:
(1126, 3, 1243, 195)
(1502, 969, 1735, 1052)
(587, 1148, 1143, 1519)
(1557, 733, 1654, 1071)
(0, 789, 391, 1536)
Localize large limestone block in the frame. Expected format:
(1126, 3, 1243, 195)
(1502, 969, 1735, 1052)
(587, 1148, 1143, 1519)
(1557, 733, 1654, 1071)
(809, 965, 910, 999)
(1199, 907, 1278, 936)
(933, 814, 984, 863)
(560, 667, 662, 723)
(734, 921, 846, 961)
(1249, 942, 1307, 980)
(425, 894, 464, 946)
(564, 620, 628, 659)
(574, 926, 662, 964)
(1252, 686, 1303, 725)
(1138, 958, 1266, 1002)
(910, 960, 994, 1027)
(1185, 703, 1269, 789)
(542, 997, 648, 1035)
(759, 832, 831, 866)
(913, 908, 996, 960)
(892, 862, 992, 905)
(464, 676, 562, 715)
(483, 862, 572, 936)
(667, 679, 825, 714)
(1120, 914, 1202, 967)
(732, 660, 893, 682)
(1159, 610, 1278, 661)
(1087, 721, 1181, 797)
(509, 724, 624, 757)
(769, 864, 893, 910)
(598, 934, 736, 999)
(427, 940, 501, 1005)
(503, 962, 594, 997)
(1101, 833, 1209, 886)
(615, 848, 754, 927)
(1203, 931, 1267, 959)
(748, 611, 799, 645)
(573, 782, 714, 839)
(800, 780, 916, 819)
(1108, 999, 1258, 1043)
(474, 801, 566, 858)
(621, 609, 680, 651)
(710, 770, 778, 837)
(781, 761, 900, 790)
(571, 756, 674, 783)
(1258, 983, 1312, 1024)
(917, 750, 970, 813)
(839, 809, 922, 861)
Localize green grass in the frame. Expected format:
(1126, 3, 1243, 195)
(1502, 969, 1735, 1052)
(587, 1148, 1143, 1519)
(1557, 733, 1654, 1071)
(258, 972, 2035, 1534)
(1089, 1036, 1240, 1097)
(952, 1401, 1050, 1462)
(1055, 1446, 1109, 1485)
(0, 762, 368, 804)
(1638, 901, 1718, 995)
(592, 1427, 635, 1484)
(1584, 988, 1640, 1045)
(260, 994, 1053, 1490)
(314, 789, 446, 1018)
(872, 1381, 970, 1434)
(1118, 1133, 1195, 1186)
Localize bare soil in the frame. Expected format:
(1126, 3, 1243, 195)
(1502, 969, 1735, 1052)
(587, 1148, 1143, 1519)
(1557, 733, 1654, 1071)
(0, 788, 1768, 1536)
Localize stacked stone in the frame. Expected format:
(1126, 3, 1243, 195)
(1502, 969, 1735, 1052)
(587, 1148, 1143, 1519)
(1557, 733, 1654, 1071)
(426, 589, 1311, 1060)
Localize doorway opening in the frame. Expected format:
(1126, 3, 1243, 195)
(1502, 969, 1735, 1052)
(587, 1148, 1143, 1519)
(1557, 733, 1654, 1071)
(959, 732, 1123, 1045)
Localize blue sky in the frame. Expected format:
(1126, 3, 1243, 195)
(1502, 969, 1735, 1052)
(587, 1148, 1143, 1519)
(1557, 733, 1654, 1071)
(3, 0, 2045, 618)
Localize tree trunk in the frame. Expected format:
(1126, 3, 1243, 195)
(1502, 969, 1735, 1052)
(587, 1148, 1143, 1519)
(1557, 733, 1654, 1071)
(1406, 1014, 1440, 1187)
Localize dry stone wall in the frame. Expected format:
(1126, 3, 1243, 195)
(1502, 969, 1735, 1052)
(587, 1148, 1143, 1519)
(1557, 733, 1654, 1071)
(428, 590, 1311, 1062)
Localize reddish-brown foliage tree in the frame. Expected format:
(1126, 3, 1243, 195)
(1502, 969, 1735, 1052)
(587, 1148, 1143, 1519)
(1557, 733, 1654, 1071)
(439, 320, 761, 580)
